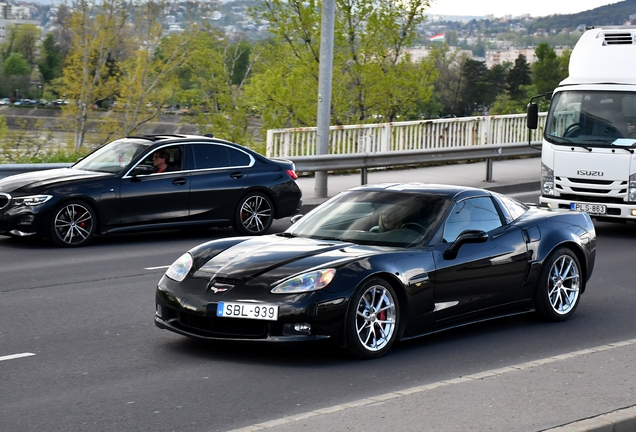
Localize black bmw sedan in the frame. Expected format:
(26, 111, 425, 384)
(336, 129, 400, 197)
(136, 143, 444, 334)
(0, 134, 302, 246)
(155, 183, 596, 359)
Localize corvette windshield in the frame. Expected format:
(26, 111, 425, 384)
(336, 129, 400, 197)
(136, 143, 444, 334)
(286, 190, 450, 247)
(73, 139, 151, 173)
(546, 90, 636, 147)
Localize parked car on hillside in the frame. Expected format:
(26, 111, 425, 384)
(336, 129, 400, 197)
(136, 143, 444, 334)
(0, 134, 302, 247)
(155, 183, 596, 359)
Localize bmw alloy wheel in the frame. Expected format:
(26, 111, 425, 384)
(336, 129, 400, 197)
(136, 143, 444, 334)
(235, 192, 273, 235)
(51, 201, 96, 247)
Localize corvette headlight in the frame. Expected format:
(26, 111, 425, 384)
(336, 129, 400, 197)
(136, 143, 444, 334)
(541, 163, 554, 196)
(165, 253, 193, 282)
(629, 173, 636, 202)
(271, 269, 336, 294)
(12, 195, 53, 206)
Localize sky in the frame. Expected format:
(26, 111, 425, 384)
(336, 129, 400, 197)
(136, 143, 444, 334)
(425, 0, 624, 18)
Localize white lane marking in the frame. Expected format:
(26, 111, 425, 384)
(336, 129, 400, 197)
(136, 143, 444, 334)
(145, 266, 170, 270)
(0, 353, 36, 362)
(227, 338, 636, 432)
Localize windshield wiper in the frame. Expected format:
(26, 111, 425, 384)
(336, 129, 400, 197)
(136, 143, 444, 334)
(277, 232, 297, 238)
(607, 143, 635, 154)
(315, 236, 345, 242)
(581, 139, 635, 153)
(549, 136, 593, 151)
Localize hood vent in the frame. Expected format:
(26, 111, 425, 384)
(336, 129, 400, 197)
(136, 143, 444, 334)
(603, 33, 635, 45)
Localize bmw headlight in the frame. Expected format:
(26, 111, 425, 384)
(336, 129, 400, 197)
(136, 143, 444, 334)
(629, 173, 636, 202)
(271, 269, 336, 294)
(165, 253, 193, 282)
(541, 163, 554, 196)
(12, 195, 53, 206)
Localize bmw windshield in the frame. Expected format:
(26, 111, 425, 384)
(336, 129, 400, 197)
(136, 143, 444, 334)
(545, 90, 636, 148)
(73, 139, 152, 174)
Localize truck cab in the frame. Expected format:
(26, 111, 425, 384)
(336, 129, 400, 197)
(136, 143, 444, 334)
(528, 26, 636, 221)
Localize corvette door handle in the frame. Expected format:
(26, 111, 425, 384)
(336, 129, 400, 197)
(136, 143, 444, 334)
(172, 178, 187, 186)
(230, 172, 244, 179)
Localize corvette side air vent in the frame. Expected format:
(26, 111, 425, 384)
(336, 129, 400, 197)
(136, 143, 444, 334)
(603, 33, 635, 45)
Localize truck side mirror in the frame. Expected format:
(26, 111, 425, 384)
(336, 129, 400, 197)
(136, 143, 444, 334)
(527, 102, 539, 130)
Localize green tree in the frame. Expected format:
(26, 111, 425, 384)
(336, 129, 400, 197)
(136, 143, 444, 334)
(13, 24, 41, 68)
(38, 33, 64, 83)
(114, 0, 199, 138)
(428, 43, 468, 117)
(532, 43, 563, 94)
(61, 0, 130, 150)
(246, 0, 435, 130)
(226, 40, 252, 87)
(459, 58, 491, 115)
(3, 52, 30, 77)
(506, 54, 532, 100)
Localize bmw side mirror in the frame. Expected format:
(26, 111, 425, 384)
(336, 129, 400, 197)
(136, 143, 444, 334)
(443, 230, 488, 260)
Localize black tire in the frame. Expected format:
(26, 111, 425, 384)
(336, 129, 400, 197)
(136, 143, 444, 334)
(233, 192, 274, 235)
(50, 200, 96, 247)
(346, 278, 399, 359)
(534, 247, 581, 322)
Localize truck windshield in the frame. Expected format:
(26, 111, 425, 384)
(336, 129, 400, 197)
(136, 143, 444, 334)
(545, 90, 636, 147)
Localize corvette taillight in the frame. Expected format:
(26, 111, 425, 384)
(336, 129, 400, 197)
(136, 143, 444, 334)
(286, 169, 298, 180)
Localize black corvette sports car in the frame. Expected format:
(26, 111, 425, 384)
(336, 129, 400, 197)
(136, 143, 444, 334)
(0, 134, 301, 246)
(155, 183, 596, 359)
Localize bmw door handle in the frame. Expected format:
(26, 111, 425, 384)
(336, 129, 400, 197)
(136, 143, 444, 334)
(172, 178, 187, 186)
(230, 172, 244, 179)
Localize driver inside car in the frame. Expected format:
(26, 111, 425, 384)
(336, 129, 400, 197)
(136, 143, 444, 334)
(370, 206, 409, 232)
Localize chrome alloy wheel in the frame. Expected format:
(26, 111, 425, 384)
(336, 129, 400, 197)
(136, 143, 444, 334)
(240, 194, 272, 234)
(354, 284, 397, 352)
(547, 254, 580, 315)
(53, 203, 95, 246)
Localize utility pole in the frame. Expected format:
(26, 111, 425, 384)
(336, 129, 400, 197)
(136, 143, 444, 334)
(314, 0, 335, 198)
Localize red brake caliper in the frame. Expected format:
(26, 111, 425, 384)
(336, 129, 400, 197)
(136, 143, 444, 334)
(77, 211, 87, 229)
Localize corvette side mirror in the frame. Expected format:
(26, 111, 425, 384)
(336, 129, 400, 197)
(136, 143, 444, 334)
(290, 214, 304, 225)
(443, 230, 488, 260)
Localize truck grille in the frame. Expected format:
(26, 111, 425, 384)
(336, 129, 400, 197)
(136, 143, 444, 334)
(603, 32, 635, 45)
(556, 177, 627, 203)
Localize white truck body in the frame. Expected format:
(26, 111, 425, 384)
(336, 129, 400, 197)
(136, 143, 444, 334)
(539, 26, 636, 220)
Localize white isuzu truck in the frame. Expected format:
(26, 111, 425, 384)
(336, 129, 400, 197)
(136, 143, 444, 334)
(527, 26, 636, 221)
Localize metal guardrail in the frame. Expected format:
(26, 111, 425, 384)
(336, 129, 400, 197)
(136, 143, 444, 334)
(290, 142, 542, 184)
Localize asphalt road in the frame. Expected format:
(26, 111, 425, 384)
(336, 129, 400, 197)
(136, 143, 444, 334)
(2, 191, 636, 432)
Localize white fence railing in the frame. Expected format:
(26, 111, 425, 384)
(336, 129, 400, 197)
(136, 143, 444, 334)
(266, 112, 547, 158)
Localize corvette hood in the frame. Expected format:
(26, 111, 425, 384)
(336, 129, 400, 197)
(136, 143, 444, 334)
(0, 168, 110, 194)
(195, 235, 388, 283)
